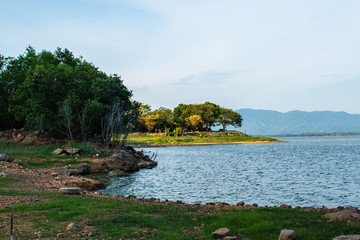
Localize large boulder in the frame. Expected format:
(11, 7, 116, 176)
(64, 163, 90, 176)
(212, 227, 232, 238)
(0, 153, 9, 161)
(278, 229, 298, 240)
(99, 150, 141, 172)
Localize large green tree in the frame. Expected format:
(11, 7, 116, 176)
(0, 46, 136, 144)
(217, 107, 243, 131)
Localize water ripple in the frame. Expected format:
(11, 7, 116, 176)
(99, 136, 360, 208)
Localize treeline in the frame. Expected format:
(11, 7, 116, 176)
(0, 46, 138, 145)
(0, 46, 242, 143)
(137, 102, 242, 134)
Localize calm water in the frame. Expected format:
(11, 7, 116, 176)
(99, 136, 360, 208)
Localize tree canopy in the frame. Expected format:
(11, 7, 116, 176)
(137, 102, 242, 133)
(0, 46, 137, 144)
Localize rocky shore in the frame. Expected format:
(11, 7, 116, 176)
(1, 153, 359, 224)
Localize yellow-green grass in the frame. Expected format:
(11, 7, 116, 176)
(126, 131, 279, 146)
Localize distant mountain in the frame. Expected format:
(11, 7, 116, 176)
(235, 109, 360, 136)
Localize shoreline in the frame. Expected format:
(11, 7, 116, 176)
(1, 160, 360, 239)
(132, 140, 288, 148)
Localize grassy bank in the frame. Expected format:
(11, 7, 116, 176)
(126, 131, 279, 146)
(0, 178, 359, 240)
(0, 141, 105, 168)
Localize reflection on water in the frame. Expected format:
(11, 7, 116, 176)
(98, 136, 360, 208)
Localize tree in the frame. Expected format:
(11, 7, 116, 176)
(153, 107, 174, 131)
(217, 108, 242, 131)
(141, 114, 159, 132)
(0, 46, 137, 143)
(187, 115, 204, 131)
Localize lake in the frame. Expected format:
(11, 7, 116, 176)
(98, 136, 360, 208)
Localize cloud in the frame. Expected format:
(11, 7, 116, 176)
(173, 71, 234, 86)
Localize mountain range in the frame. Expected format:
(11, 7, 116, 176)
(234, 109, 360, 136)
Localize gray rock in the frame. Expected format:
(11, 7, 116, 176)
(0, 172, 8, 177)
(212, 227, 232, 238)
(100, 150, 140, 172)
(108, 169, 128, 177)
(0, 153, 9, 161)
(278, 229, 298, 240)
(138, 159, 157, 169)
(224, 236, 238, 240)
(64, 147, 83, 155)
(64, 163, 90, 176)
(59, 187, 81, 195)
(52, 148, 64, 155)
(333, 235, 360, 240)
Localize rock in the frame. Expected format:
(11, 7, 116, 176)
(108, 169, 128, 177)
(278, 229, 298, 240)
(64, 147, 83, 155)
(64, 163, 90, 176)
(224, 236, 238, 240)
(333, 235, 360, 240)
(12, 159, 23, 165)
(212, 227, 232, 238)
(64, 177, 106, 191)
(99, 151, 140, 172)
(66, 222, 78, 232)
(51, 172, 58, 177)
(138, 159, 157, 169)
(280, 204, 292, 209)
(57, 232, 67, 238)
(52, 148, 64, 155)
(325, 207, 360, 222)
(236, 201, 245, 207)
(252, 203, 258, 207)
(352, 213, 360, 220)
(59, 187, 81, 195)
(0, 172, 8, 177)
(0, 153, 9, 161)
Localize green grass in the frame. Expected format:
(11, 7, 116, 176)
(24, 159, 91, 168)
(0, 141, 106, 168)
(127, 131, 278, 146)
(0, 177, 19, 187)
(1, 194, 359, 239)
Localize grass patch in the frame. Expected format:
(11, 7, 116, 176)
(127, 131, 278, 146)
(0, 141, 104, 163)
(1, 194, 360, 239)
(0, 177, 19, 187)
(24, 159, 91, 168)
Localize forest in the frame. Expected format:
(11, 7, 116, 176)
(0, 47, 242, 143)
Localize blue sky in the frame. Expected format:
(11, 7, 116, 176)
(2, 0, 360, 113)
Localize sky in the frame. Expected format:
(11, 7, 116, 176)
(1, 0, 360, 114)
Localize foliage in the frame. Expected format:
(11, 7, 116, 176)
(187, 114, 204, 131)
(137, 102, 242, 133)
(0, 46, 136, 143)
(217, 107, 243, 131)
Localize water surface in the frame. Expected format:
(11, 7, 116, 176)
(99, 136, 360, 208)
